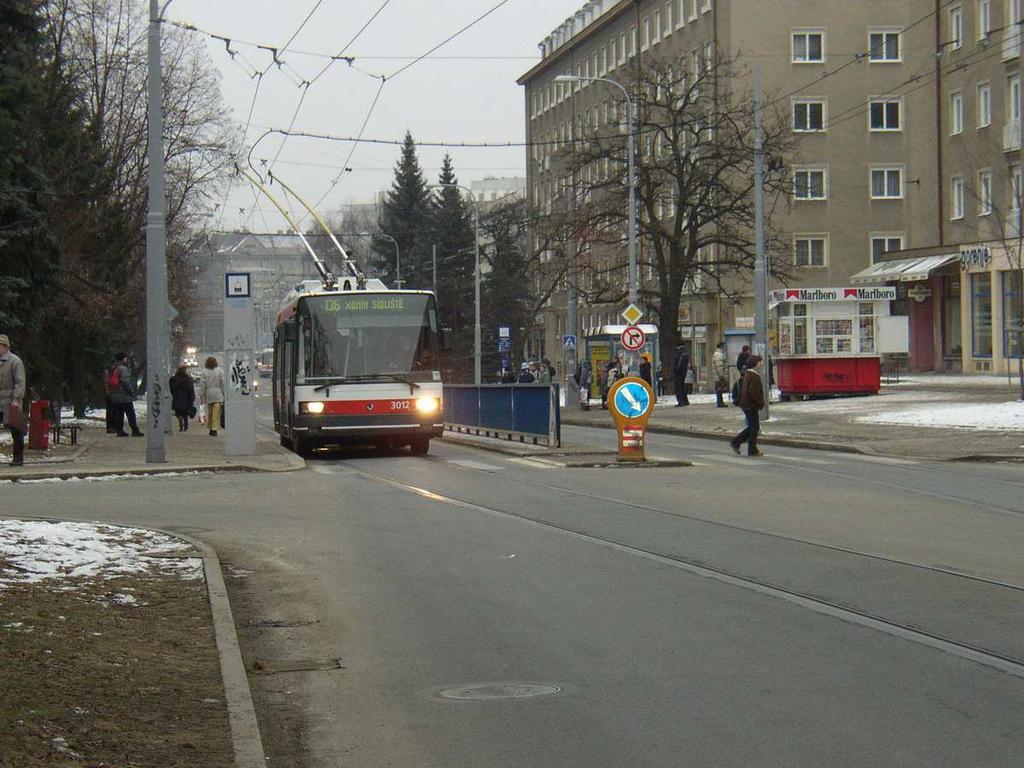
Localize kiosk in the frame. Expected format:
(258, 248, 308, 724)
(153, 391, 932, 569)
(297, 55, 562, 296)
(582, 324, 659, 399)
(770, 286, 908, 398)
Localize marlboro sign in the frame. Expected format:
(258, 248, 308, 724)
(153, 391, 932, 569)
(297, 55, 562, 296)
(769, 286, 897, 304)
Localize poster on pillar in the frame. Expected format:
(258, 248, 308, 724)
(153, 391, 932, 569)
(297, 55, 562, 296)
(223, 272, 256, 456)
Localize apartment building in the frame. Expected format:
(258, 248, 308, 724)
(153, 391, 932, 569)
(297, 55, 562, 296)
(518, 0, 947, 378)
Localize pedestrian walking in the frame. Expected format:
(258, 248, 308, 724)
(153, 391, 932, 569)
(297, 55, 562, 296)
(730, 354, 765, 457)
(602, 357, 622, 409)
(169, 365, 196, 432)
(198, 356, 225, 436)
(639, 355, 653, 388)
(109, 352, 144, 437)
(736, 345, 751, 375)
(577, 361, 592, 410)
(711, 342, 729, 408)
(0, 334, 27, 466)
(673, 343, 690, 406)
(103, 363, 117, 433)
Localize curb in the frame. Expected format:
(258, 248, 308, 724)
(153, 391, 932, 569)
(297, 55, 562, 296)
(560, 416, 869, 455)
(0, 515, 267, 768)
(0, 460, 305, 483)
(950, 453, 1024, 463)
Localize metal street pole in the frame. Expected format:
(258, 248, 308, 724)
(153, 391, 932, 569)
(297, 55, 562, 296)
(145, 0, 171, 463)
(753, 64, 770, 421)
(554, 74, 637, 308)
(431, 184, 481, 384)
(432, 244, 437, 295)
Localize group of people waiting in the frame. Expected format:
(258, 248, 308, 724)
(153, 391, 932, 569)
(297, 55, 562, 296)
(103, 354, 226, 438)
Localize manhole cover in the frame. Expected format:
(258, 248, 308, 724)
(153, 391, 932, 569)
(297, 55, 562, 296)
(437, 683, 561, 701)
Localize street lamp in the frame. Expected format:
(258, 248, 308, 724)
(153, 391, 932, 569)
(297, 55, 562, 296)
(430, 183, 481, 385)
(553, 73, 638, 308)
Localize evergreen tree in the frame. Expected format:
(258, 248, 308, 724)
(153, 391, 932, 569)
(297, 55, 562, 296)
(430, 154, 475, 380)
(376, 131, 431, 287)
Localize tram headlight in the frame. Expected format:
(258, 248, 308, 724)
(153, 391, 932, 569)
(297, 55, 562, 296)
(300, 401, 326, 415)
(415, 396, 439, 415)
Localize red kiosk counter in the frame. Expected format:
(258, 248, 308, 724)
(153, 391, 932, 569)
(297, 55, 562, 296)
(770, 286, 909, 397)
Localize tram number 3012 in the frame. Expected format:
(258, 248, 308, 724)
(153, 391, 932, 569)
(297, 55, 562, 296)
(389, 400, 411, 411)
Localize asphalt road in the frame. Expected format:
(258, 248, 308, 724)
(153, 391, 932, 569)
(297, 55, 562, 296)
(6, 410, 1024, 766)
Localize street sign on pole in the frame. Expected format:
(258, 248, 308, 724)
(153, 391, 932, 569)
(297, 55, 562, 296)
(621, 303, 644, 325)
(620, 325, 645, 351)
(562, 334, 577, 350)
(224, 272, 256, 456)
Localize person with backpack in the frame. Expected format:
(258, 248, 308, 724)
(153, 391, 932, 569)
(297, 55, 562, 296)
(109, 352, 143, 437)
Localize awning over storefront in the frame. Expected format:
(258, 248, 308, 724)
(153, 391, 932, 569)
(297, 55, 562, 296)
(850, 253, 958, 284)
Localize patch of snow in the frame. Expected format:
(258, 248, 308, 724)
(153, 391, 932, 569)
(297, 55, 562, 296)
(111, 593, 138, 606)
(0, 520, 203, 589)
(15, 471, 214, 484)
(854, 401, 1024, 431)
(888, 373, 1019, 388)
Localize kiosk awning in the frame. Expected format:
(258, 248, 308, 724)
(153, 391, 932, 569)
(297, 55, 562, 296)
(850, 253, 958, 284)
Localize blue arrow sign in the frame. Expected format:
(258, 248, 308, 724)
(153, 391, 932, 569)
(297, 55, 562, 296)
(612, 381, 652, 419)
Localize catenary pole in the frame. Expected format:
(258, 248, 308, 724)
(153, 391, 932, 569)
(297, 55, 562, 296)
(145, 0, 170, 462)
(753, 64, 770, 420)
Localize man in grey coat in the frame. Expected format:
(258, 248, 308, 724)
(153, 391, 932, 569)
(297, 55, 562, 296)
(0, 333, 27, 466)
(110, 352, 143, 437)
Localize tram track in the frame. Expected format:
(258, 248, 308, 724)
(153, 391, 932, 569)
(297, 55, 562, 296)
(339, 460, 1024, 680)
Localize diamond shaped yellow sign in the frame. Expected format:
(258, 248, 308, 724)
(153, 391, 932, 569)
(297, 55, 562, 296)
(620, 303, 644, 325)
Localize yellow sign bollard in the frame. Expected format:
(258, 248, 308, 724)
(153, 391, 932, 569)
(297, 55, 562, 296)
(607, 377, 655, 462)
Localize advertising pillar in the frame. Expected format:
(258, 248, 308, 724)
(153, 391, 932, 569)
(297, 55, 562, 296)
(224, 272, 256, 456)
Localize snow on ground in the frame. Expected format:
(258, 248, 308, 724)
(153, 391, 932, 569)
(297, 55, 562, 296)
(0, 520, 202, 589)
(853, 401, 1024, 431)
(888, 374, 1020, 388)
(780, 391, 952, 415)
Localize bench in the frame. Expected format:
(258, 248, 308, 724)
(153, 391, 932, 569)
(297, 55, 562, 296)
(50, 422, 81, 446)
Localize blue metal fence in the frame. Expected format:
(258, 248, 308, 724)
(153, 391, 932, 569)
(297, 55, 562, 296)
(443, 384, 560, 447)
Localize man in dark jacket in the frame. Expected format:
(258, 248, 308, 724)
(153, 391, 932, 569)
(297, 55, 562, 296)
(735, 345, 751, 375)
(638, 355, 653, 388)
(110, 352, 143, 437)
(729, 355, 765, 456)
(673, 344, 690, 406)
(517, 362, 535, 384)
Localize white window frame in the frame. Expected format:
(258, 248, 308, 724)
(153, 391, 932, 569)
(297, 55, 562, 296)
(978, 0, 992, 39)
(599, 47, 608, 76)
(688, 0, 698, 21)
(868, 29, 901, 62)
(701, 0, 712, 13)
(654, 9, 662, 43)
(665, 1, 674, 33)
(868, 97, 902, 131)
(642, 16, 651, 51)
(978, 82, 992, 127)
(1012, 165, 1024, 212)
(793, 166, 828, 200)
(677, 0, 686, 27)
(619, 33, 627, 65)
(870, 165, 905, 199)
(949, 6, 964, 51)
(629, 25, 637, 56)
(869, 233, 906, 263)
(978, 169, 994, 215)
(792, 98, 827, 132)
(792, 29, 826, 63)
(793, 234, 829, 267)
(950, 90, 964, 134)
(952, 175, 966, 219)
(1009, 74, 1022, 120)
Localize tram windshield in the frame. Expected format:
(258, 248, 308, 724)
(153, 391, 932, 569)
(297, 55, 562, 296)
(296, 293, 440, 384)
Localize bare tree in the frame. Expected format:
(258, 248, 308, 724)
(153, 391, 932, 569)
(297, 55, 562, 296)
(552, 55, 793, 390)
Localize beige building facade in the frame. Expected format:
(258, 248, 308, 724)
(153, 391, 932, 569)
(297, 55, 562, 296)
(518, 0, 1024, 378)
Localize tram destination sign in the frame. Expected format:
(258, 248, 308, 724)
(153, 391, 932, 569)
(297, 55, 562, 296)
(323, 296, 409, 312)
(769, 286, 897, 304)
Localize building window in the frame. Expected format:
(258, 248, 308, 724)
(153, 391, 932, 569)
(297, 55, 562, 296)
(978, 0, 991, 39)
(629, 25, 637, 56)
(943, 276, 963, 358)
(868, 30, 901, 61)
(642, 17, 650, 50)
(665, 1, 674, 32)
(677, 0, 686, 27)
(792, 30, 825, 63)
(870, 234, 905, 263)
(619, 33, 627, 65)
(869, 98, 901, 131)
(1012, 165, 1024, 214)
(655, 10, 663, 42)
(978, 82, 991, 127)
(1009, 74, 1022, 120)
(794, 167, 827, 200)
(949, 5, 963, 50)
(599, 47, 607, 76)
(952, 175, 966, 219)
(870, 166, 904, 199)
(1004, 271, 1023, 358)
(950, 91, 963, 134)
(689, 0, 698, 21)
(978, 169, 993, 214)
(971, 273, 993, 356)
(794, 235, 828, 267)
(701, 0, 712, 12)
(793, 99, 826, 131)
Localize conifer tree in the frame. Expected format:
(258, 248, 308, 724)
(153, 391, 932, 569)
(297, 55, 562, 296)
(376, 131, 431, 286)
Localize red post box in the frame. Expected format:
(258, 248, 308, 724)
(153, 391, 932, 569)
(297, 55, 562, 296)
(28, 399, 50, 450)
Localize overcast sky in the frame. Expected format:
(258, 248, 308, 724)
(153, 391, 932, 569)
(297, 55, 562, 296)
(168, 0, 584, 231)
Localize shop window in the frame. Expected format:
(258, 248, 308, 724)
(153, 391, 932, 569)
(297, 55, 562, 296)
(971, 273, 993, 357)
(815, 318, 854, 354)
(794, 304, 808, 354)
(1003, 270, 1023, 358)
(858, 303, 875, 353)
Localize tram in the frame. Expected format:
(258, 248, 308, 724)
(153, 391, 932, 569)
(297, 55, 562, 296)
(272, 279, 444, 456)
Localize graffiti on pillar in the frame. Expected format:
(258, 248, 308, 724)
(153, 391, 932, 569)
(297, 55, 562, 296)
(230, 355, 252, 397)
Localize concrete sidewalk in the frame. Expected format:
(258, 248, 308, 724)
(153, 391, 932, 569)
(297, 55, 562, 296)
(564, 381, 1024, 461)
(1, 420, 305, 481)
